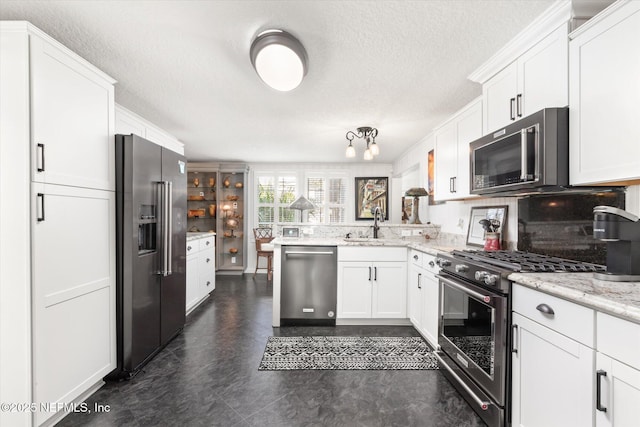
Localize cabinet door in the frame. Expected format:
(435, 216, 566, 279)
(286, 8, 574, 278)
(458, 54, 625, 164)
(30, 36, 115, 191)
(337, 262, 372, 318)
(199, 246, 216, 297)
(408, 264, 423, 327)
(511, 312, 594, 427)
(185, 255, 199, 313)
(569, 2, 640, 185)
(483, 61, 518, 132)
(596, 352, 640, 427)
(434, 121, 458, 201)
(372, 262, 407, 318)
(518, 24, 568, 117)
(32, 183, 115, 426)
(421, 271, 439, 349)
(455, 100, 483, 198)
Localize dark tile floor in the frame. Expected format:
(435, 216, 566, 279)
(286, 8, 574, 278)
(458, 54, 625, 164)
(59, 275, 484, 427)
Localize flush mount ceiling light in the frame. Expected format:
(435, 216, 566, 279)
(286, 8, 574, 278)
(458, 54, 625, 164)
(345, 126, 379, 160)
(250, 29, 308, 92)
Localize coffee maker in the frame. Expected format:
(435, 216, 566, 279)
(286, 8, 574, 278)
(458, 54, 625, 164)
(593, 206, 640, 281)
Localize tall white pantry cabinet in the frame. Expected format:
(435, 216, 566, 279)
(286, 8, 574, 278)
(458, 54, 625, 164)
(0, 22, 116, 427)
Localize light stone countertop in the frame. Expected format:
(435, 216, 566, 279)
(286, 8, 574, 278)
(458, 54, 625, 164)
(186, 231, 216, 241)
(271, 236, 467, 255)
(509, 272, 640, 324)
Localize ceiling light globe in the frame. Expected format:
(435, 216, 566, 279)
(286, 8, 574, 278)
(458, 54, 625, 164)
(346, 144, 356, 158)
(363, 148, 373, 161)
(250, 30, 308, 92)
(370, 142, 380, 156)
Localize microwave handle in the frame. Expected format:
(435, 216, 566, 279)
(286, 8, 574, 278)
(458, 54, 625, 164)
(520, 127, 535, 182)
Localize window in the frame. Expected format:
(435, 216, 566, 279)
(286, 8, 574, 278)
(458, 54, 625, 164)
(256, 173, 297, 227)
(306, 173, 347, 224)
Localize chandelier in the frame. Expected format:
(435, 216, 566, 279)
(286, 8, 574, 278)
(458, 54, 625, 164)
(345, 126, 379, 160)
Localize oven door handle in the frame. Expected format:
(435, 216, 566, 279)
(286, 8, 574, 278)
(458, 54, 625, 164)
(437, 274, 494, 303)
(435, 352, 491, 411)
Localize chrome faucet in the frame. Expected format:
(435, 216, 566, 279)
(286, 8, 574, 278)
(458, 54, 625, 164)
(372, 206, 383, 239)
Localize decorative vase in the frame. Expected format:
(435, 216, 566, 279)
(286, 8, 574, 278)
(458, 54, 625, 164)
(209, 177, 215, 187)
(223, 176, 231, 188)
(193, 177, 200, 188)
(235, 182, 243, 189)
(208, 204, 216, 217)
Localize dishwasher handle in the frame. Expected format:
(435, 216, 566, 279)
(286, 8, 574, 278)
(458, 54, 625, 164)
(285, 250, 336, 255)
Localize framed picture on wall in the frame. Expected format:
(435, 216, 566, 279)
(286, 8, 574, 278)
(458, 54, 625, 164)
(466, 205, 508, 246)
(355, 177, 389, 220)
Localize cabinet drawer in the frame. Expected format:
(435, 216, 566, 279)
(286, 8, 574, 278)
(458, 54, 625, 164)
(199, 236, 215, 251)
(339, 247, 406, 262)
(186, 241, 199, 255)
(422, 253, 439, 275)
(513, 284, 595, 347)
(597, 312, 640, 367)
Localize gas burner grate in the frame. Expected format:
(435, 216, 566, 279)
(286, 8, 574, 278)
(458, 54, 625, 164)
(452, 250, 606, 273)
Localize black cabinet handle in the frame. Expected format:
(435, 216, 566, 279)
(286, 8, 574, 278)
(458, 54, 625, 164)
(368, 266, 372, 281)
(510, 97, 516, 120)
(417, 273, 422, 289)
(187, 245, 192, 251)
(516, 94, 522, 117)
(206, 258, 211, 263)
(413, 254, 419, 261)
(37, 193, 45, 222)
(206, 281, 211, 287)
(449, 177, 455, 193)
(37, 143, 45, 172)
(536, 303, 555, 316)
(374, 266, 377, 281)
(429, 260, 435, 268)
(206, 240, 210, 245)
(452, 177, 457, 193)
(596, 370, 607, 412)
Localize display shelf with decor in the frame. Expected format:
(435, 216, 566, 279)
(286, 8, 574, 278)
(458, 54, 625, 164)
(187, 170, 218, 234)
(187, 163, 247, 274)
(219, 170, 246, 273)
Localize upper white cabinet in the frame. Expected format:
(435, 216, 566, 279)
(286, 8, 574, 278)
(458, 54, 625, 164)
(434, 98, 482, 201)
(569, 1, 640, 186)
(115, 104, 185, 155)
(30, 35, 115, 191)
(483, 24, 569, 132)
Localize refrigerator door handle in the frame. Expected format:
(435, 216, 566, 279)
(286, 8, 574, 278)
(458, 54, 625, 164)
(167, 181, 173, 275)
(159, 180, 170, 276)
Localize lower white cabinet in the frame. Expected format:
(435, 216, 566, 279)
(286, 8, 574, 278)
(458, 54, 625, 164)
(186, 235, 215, 314)
(408, 250, 439, 348)
(337, 247, 407, 319)
(595, 312, 640, 427)
(511, 284, 595, 427)
(32, 183, 116, 426)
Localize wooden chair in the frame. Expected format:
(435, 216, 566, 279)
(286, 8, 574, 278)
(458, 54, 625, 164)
(253, 228, 274, 280)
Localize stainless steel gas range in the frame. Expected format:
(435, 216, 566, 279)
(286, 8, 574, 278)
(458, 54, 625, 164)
(434, 250, 604, 427)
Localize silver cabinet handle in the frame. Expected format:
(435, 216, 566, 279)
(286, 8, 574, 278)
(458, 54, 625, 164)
(512, 325, 518, 354)
(429, 260, 435, 267)
(596, 370, 607, 413)
(536, 303, 555, 316)
(435, 352, 491, 411)
(418, 273, 422, 289)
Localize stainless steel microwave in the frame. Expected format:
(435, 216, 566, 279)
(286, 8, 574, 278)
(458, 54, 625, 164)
(470, 107, 569, 195)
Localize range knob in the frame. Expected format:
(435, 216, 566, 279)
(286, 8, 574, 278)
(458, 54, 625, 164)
(475, 271, 488, 281)
(455, 264, 469, 273)
(436, 258, 451, 267)
(484, 274, 499, 285)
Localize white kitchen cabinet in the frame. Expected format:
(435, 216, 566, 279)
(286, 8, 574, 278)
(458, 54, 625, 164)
(337, 247, 407, 320)
(186, 235, 216, 315)
(31, 184, 116, 426)
(483, 24, 568, 132)
(569, 1, 640, 186)
(434, 98, 482, 201)
(1, 21, 117, 427)
(115, 104, 185, 155)
(595, 312, 640, 427)
(511, 284, 595, 427)
(408, 250, 439, 348)
(30, 34, 115, 191)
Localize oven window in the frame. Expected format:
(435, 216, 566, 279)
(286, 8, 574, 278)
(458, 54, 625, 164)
(441, 282, 495, 377)
(472, 127, 536, 189)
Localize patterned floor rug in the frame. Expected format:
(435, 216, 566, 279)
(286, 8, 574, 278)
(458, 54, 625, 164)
(258, 336, 439, 371)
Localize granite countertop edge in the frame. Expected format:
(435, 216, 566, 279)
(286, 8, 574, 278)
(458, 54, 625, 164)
(186, 231, 216, 241)
(509, 272, 640, 325)
(271, 237, 467, 255)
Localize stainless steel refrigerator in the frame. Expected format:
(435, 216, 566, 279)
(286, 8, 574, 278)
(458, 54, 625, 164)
(110, 134, 187, 379)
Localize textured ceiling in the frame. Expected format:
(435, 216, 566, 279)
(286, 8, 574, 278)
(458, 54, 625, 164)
(0, 0, 556, 163)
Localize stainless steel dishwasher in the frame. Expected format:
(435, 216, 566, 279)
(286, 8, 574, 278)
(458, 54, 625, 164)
(280, 246, 338, 326)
